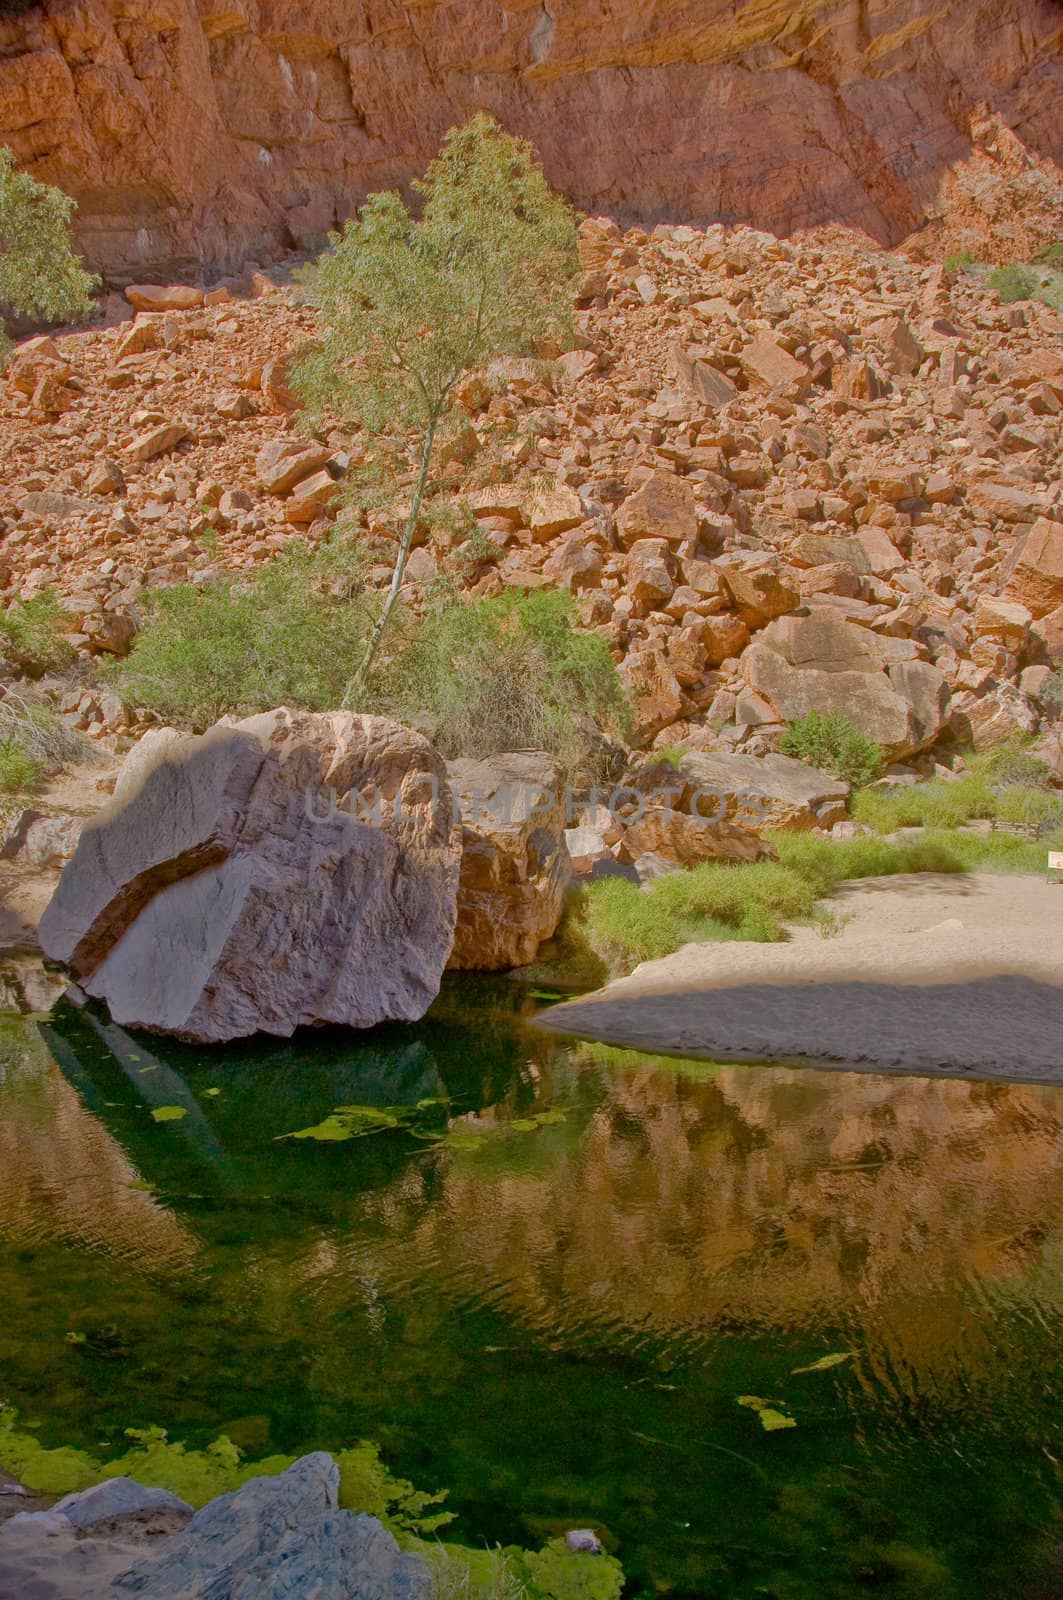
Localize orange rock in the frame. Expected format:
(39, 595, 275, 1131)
(125, 285, 204, 312)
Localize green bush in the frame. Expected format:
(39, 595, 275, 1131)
(112, 545, 370, 730)
(778, 711, 884, 789)
(987, 263, 1040, 303)
(0, 589, 76, 678)
(372, 588, 630, 773)
(944, 249, 977, 272)
(0, 734, 40, 793)
(852, 747, 1062, 835)
(0, 147, 97, 362)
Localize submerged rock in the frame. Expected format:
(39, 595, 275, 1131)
(39, 709, 461, 1043)
(113, 1453, 431, 1599)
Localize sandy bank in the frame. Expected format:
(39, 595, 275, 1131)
(538, 872, 1063, 1081)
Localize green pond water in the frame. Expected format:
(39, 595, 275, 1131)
(1, 976, 1062, 1597)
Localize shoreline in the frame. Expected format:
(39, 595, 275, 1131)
(537, 872, 1063, 1083)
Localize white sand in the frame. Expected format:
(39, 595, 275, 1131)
(538, 873, 1063, 1081)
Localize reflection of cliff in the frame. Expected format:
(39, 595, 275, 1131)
(16, 993, 1063, 1385)
(378, 1058, 1063, 1370)
(0, 1018, 196, 1273)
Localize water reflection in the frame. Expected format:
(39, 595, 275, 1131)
(0, 982, 1061, 1597)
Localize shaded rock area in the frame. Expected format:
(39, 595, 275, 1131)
(0, 1457, 430, 1600)
(39, 709, 462, 1042)
(445, 752, 573, 970)
(114, 1454, 429, 1599)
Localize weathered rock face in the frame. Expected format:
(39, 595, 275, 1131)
(39, 708, 462, 1042)
(445, 752, 571, 971)
(113, 1453, 430, 1599)
(677, 751, 850, 833)
(743, 611, 951, 759)
(1, 0, 1060, 279)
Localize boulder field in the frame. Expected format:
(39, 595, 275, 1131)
(2, 187, 1062, 770)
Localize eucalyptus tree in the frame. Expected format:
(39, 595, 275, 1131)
(0, 147, 97, 362)
(295, 113, 579, 700)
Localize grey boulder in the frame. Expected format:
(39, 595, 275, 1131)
(39, 708, 462, 1042)
(112, 1452, 431, 1599)
(677, 750, 850, 832)
(55, 1477, 193, 1532)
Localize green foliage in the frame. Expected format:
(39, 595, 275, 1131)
(737, 1395, 797, 1432)
(0, 733, 40, 793)
(295, 114, 579, 689)
(944, 249, 977, 272)
(334, 1443, 453, 1535)
(111, 544, 369, 730)
(778, 711, 884, 789)
(649, 745, 686, 769)
(1034, 242, 1063, 268)
(372, 588, 630, 773)
(151, 1105, 188, 1123)
(574, 825, 1054, 974)
(296, 113, 577, 444)
(987, 262, 1041, 303)
(518, 1540, 624, 1600)
(0, 589, 75, 678)
(0, 1407, 451, 1534)
(0, 147, 97, 361)
(852, 748, 1062, 835)
(426, 1547, 529, 1600)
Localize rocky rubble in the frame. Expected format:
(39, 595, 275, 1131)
(3, 198, 1061, 769)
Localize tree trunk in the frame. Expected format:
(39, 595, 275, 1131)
(346, 413, 439, 706)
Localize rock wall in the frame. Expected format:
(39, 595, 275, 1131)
(1, 0, 1061, 281)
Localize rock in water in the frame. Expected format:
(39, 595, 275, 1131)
(446, 752, 572, 970)
(113, 1452, 431, 1599)
(39, 709, 461, 1043)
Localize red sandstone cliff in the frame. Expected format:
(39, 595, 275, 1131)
(1, 0, 1061, 280)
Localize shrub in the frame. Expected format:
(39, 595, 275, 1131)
(944, 250, 977, 272)
(0, 147, 97, 361)
(851, 746, 1062, 835)
(778, 711, 884, 789)
(372, 588, 630, 774)
(112, 545, 370, 730)
(0, 589, 75, 677)
(987, 263, 1040, 303)
(0, 734, 40, 793)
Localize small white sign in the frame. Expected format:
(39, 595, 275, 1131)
(1049, 852, 1063, 872)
